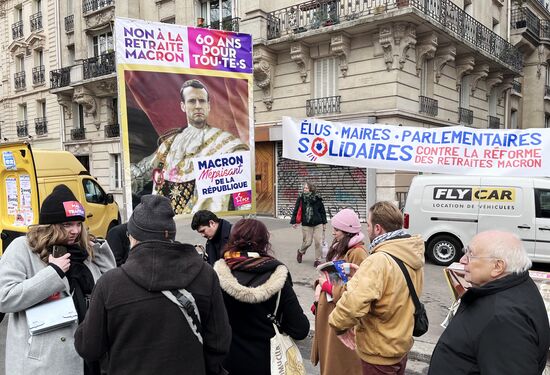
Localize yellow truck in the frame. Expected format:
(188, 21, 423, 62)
(0, 142, 120, 253)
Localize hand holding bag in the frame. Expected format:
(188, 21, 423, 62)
(269, 290, 306, 375)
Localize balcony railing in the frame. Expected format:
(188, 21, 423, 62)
(65, 15, 74, 32)
(83, 0, 114, 14)
(306, 95, 341, 117)
(511, 7, 540, 41)
(16, 121, 28, 137)
(30, 12, 42, 32)
(546, 85, 550, 97)
(32, 66, 45, 85)
(199, 17, 240, 32)
(104, 123, 120, 138)
(12, 21, 23, 39)
(50, 67, 71, 88)
(268, 0, 523, 72)
(35, 118, 48, 135)
(71, 128, 86, 140)
(419, 96, 438, 117)
(14, 71, 26, 90)
(512, 80, 522, 94)
(488, 115, 500, 129)
(83, 52, 115, 80)
(459, 107, 473, 126)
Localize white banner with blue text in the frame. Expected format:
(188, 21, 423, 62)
(282, 117, 550, 176)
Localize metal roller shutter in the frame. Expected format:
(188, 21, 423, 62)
(276, 142, 367, 221)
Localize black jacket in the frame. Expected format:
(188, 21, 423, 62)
(106, 223, 130, 267)
(214, 259, 310, 375)
(290, 193, 327, 227)
(75, 241, 232, 375)
(429, 272, 550, 375)
(206, 219, 232, 265)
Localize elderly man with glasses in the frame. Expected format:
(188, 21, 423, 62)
(428, 230, 550, 375)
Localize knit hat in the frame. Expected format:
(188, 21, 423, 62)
(331, 208, 362, 234)
(39, 184, 85, 224)
(127, 195, 176, 241)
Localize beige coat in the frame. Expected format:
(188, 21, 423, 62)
(311, 244, 368, 375)
(329, 235, 425, 366)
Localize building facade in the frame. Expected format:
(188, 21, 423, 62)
(2, 0, 541, 220)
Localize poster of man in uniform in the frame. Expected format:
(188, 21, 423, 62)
(114, 17, 254, 217)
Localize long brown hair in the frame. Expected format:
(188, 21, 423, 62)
(224, 218, 272, 256)
(27, 222, 92, 263)
(326, 232, 355, 261)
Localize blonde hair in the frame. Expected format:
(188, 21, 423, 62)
(369, 201, 403, 232)
(27, 222, 92, 263)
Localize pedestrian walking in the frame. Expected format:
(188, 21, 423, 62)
(428, 230, 550, 375)
(290, 181, 327, 267)
(191, 209, 232, 265)
(329, 201, 425, 375)
(214, 218, 310, 375)
(75, 195, 231, 375)
(311, 208, 367, 375)
(0, 184, 116, 375)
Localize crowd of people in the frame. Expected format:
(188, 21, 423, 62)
(0, 182, 548, 375)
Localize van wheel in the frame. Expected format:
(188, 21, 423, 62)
(427, 235, 462, 266)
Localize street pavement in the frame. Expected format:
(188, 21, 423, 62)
(0, 216, 455, 374)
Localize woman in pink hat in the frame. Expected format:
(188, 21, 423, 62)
(311, 208, 368, 375)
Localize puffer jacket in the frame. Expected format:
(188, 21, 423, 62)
(329, 234, 425, 365)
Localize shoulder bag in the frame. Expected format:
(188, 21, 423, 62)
(269, 290, 306, 375)
(386, 253, 429, 337)
(162, 288, 203, 344)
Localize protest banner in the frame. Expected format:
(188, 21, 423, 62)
(114, 17, 255, 217)
(282, 117, 550, 176)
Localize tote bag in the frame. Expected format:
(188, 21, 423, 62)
(270, 291, 306, 375)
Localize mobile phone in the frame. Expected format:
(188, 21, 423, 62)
(52, 245, 68, 258)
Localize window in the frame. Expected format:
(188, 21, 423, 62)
(83, 179, 106, 204)
(492, 18, 500, 34)
(16, 6, 23, 21)
(420, 59, 434, 97)
(488, 88, 497, 116)
(68, 45, 75, 65)
(535, 189, 550, 219)
(67, 0, 73, 14)
(110, 154, 122, 189)
(19, 104, 28, 121)
(35, 50, 44, 66)
(459, 76, 470, 109)
(35, 0, 42, 12)
(92, 31, 113, 56)
(76, 155, 90, 172)
(17, 56, 25, 73)
(200, 0, 236, 29)
(161, 17, 176, 24)
(314, 57, 338, 98)
(464, 0, 472, 15)
(73, 104, 85, 129)
(511, 109, 518, 129)
(545, 114, 550, 128)
(37, 100, 46, 117)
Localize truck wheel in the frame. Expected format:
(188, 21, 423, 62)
(427, 235, 462, 266)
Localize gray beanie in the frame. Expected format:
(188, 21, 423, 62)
(127, 195, 176, 241)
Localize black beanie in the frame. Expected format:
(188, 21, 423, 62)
(127, 195, 176, 241)
(39, 184, 85, 224)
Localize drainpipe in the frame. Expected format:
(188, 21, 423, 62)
(55, 0, 66, 147)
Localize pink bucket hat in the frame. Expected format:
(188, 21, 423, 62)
(331, 208, 361, 234)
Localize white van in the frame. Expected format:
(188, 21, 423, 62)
(403, 175, 550, 266)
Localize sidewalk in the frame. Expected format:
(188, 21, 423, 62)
(175, 215, 436, 374)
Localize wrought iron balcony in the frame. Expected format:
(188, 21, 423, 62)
(71, 128, 86, 140)
(199, 17, 241, 32)
(511, 7, 540, 43)
(488, 115, 500, 129)
(458, 107, 473, 126)
(50, 67, 71, 88)
(32, 66, 45, 85)
(268, 0, 523, 72)
(419, 96, 438, 117)
(14, 71, 26, 90)
(104, 123, 120, 138)
(30, 12, 42, 32)
(512, 80, 522, 94)
(545, 85, 550, 97)
(65, 15, 74, 32)
(306, 95, 341, 117)
(83, 0, 114, 14)
(83, 51, 115, 80)
(16, 121, 28, 137)
(35, 118, 48, 135)
(12, 21, 23, 40)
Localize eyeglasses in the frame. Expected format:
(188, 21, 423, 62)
(462, 246, 499, 262)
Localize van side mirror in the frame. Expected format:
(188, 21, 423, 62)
(105, 193, 114, 204)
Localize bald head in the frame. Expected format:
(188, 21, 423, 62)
(471, 230, 531, 274)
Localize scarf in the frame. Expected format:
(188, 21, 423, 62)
(65, 245, 94, 323)
(369, 229, 407, 250)
(301, 192, 318, 223)
(224, 251, 280, 272)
